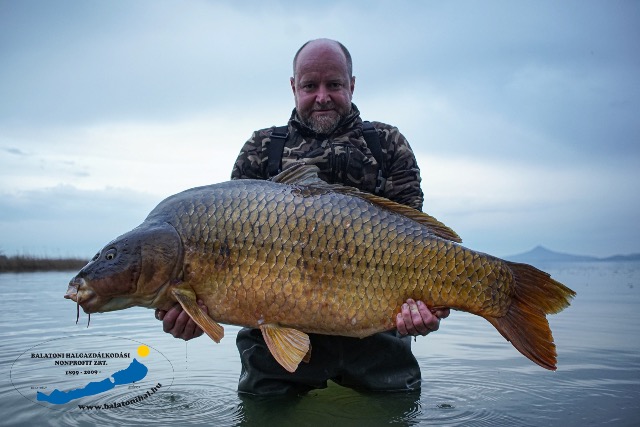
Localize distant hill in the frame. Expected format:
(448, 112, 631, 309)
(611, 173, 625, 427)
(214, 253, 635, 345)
(505, 245, 640, 263)
(603, 253, 640, 262)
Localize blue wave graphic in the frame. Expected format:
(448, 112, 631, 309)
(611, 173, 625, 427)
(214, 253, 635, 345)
(37, 358, 148, 405)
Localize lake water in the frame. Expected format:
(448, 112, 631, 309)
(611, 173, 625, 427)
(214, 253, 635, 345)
(1, 262, 639, 426)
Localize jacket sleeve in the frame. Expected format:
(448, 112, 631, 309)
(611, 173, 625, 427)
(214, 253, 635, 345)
(376, 124, 424, 211)
(230, 129, 271, 180)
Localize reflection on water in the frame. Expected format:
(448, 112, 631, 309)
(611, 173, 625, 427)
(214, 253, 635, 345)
(1, 263, 639, 426)
(237, 386, 423, 427)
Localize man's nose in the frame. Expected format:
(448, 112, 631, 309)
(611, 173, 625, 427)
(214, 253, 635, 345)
(315, 85, 331, 104)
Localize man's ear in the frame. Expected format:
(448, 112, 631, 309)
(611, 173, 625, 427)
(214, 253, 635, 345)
(290, 77, 296, 95)
(350, 76, 355, 95)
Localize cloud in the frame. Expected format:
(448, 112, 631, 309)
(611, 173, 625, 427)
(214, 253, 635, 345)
(417, 153, 640, 257)
(0, 185, 159, 257)
(1, 0, 638, 258)
(0, 0, 299, 127)
(2, 147, 29, 156)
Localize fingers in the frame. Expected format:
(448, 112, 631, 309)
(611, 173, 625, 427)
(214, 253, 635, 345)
(432, 307, 450, 320)
(396, 299, 449, 337)
(156, 301, 207, 341)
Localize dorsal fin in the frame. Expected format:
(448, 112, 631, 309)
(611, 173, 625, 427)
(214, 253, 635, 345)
(272, 163, 462, 243)
(271, 162, 325, 185)
(349, 191, 462, 243)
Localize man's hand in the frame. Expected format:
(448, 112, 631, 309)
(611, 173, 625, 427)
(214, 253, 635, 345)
(155, 301, 207, 341)
(396, 298, 449, 336)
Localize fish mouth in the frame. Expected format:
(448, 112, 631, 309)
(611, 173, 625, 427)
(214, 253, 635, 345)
(65, 277, 98, 314)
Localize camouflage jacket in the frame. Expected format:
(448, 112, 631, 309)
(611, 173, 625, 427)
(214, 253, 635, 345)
(231, 104, 424, 210)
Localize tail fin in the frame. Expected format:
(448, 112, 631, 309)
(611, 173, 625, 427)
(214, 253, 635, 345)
(486, 262, 576, 370)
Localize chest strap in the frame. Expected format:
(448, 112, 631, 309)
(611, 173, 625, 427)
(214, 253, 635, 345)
(266, 126, 289, 177)
(361, 121, 386, 194)
(267, 122, 386, 195)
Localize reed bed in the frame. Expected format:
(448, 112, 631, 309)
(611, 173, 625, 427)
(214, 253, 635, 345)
(0, 254, 88, 272)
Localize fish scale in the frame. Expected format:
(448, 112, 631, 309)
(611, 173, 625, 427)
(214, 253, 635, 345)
(156, 177, 513, 334)
(65, 164, 575, 373)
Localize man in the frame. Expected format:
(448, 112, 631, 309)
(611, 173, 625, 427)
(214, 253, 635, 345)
(157, 38, 449, 395)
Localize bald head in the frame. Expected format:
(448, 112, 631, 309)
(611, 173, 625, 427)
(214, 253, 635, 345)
(293, 39, 353, 78)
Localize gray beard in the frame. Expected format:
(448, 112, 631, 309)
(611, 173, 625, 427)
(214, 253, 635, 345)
(305, 113, 341, 135)
(302, 106, 352, 135)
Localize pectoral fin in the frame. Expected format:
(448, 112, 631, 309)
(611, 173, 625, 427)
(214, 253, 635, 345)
(171, 286, 224, 343)
(259, 324, 310, 373)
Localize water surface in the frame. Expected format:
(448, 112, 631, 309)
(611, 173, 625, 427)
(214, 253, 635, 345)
(1, 262, 638, 426)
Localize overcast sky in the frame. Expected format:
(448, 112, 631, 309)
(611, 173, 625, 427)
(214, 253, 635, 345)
(1, 0, 638, 259)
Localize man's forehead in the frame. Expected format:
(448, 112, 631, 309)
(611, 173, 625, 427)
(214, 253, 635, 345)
(296, 68, 349, 82)
(295, 43, 349, 74)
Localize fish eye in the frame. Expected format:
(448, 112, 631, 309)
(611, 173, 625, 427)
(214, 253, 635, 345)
(104, 249, 117, 261)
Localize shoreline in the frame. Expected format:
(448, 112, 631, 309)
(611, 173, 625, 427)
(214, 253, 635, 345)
(0, 255, 88, 273)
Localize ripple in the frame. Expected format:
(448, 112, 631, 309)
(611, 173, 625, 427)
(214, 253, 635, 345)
(56, 384, 243, 427)
(409, 360, 553, 426)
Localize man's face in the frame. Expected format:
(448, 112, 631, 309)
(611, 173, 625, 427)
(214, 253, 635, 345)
(291, 42, 355, 134)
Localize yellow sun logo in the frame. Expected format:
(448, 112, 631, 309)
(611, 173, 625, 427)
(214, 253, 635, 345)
(137, 345, 150, 357)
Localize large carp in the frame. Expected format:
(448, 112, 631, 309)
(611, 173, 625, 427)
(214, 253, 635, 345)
(65, 164, 575, 373)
